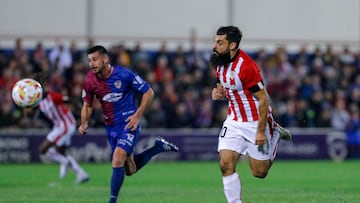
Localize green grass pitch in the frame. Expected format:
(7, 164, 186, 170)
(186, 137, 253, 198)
(1, 160, 359, 203)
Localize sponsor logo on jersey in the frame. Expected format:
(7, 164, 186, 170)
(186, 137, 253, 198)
(102, 93, 123, 102)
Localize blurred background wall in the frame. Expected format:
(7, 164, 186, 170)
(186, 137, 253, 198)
(0, 0, 359, 51)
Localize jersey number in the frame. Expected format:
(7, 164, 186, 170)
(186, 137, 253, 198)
(220, 126, 227, 138)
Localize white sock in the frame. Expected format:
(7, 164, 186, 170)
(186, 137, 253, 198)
(269, 130, 281, 162)
(67, 155, 86, 175)
(222, 172, 242, 203)
(46, 148, 68, 165)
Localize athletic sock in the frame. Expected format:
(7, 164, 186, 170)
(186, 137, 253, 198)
(66, 155, 86, 175)
(223, 172, 242, 203)
(109, 167, 125, 203)
(45, 148, 68, 165)
(134, 144, 163, 171)
(269, 130, 281, 162)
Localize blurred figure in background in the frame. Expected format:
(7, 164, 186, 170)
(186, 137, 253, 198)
(38, 85, 89, 184)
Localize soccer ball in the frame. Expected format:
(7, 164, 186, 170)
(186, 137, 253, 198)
(11, 78, 43, 108)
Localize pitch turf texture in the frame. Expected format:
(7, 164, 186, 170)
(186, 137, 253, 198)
(1, 161, 359, 203)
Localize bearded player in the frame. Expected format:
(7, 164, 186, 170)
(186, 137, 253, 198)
(210, 26, 291, 203)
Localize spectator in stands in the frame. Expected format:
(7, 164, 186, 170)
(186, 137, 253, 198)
(331, 97, 351, 131)
(49, 42, 73, 76)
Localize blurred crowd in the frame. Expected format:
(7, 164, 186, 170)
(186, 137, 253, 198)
(0, 38, 360, 137)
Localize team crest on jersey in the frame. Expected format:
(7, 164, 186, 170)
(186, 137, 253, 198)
(114, 80, 122, 89)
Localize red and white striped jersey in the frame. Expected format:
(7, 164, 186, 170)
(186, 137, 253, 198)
(39, 91, 76, 128)
(215, 50, 270, 122)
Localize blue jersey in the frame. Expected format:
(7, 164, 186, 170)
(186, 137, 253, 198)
(82, 65, 150, 127)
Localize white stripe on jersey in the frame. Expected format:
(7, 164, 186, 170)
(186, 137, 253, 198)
(39, 95, 76, 128)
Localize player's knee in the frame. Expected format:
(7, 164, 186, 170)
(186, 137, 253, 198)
(125, 169, 136, 176)
(251, 169, 268, 179)
(38, 146, 47, 155)
(112, 148, 127, 167)
(219, 160, 235, 176)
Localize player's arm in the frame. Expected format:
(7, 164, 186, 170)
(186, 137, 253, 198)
(212, 79, 226, 100)
(78, 101, 92, 135)
(125, 87, 154, 131)
(252, 84, 270, 145)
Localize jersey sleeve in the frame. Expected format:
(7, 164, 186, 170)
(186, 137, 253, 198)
(240, 61, 263, 90)
(127, 70, 150, 94)
(82, 75, 94, 104)
(49, 92, 64, 105)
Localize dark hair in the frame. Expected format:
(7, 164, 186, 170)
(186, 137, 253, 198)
(87, 45, 108, 55)
(216, 26, 243, 49)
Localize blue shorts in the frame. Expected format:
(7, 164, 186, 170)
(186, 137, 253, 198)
(105, 125, 140, 155)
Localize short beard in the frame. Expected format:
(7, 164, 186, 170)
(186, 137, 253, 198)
(209, 50, 231, 66)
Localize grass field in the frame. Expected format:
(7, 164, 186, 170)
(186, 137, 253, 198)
(1, 160, 359, 203)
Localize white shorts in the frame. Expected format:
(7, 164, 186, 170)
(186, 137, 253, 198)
(217, 118, 274, 160)
(46, 124, 76, 147)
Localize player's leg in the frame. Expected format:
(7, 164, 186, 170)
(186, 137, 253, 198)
(248, 119, 282, 178)
(107, 128, 137, 203)
(39, 130, 70, 179)
(219, 150, 242, 203)
(56, 145, 89, 183)
(109, 146, 127, 203)
(60, 127, 89, 184)
(132, 136, 179, 172)
(218, 122, 246, 203)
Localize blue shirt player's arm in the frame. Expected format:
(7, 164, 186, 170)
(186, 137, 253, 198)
(125, 74, 154, 131)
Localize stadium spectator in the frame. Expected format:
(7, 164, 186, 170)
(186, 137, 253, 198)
(331, 97, 351, 131)
(143, 97, 167, 128)
(30, 42, 47, 71)
(210, 26, 291, 203)
(78, 45, 179, 203)
(49, 42, 73, 76)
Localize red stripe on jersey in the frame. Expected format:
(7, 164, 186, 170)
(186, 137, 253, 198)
(244, 89, 259, 120)
(53, 122, 68, 144)
(233, 90, 247, 121)
(226, 88, 238, 121)
(230, 55, 241, 86)
(222, 65, 228, 83)
(215, 66, 220, 79)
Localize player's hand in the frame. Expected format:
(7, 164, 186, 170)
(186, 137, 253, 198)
(125, 114, 140, 131)
(78, 123, 88, 135)
(212, 83, 226, 100)
(255, 131, 267, 146)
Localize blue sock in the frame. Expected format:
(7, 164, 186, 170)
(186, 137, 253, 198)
(134, 144, 163, 171)
(109, 167, 125, 203)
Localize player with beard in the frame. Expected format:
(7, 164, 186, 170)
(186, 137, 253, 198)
(210, 26, 291, 203)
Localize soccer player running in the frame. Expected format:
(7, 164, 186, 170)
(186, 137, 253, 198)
(39, 90, 89, 184)
(78, 45, 179, 203)
(210, 26, 291, 203)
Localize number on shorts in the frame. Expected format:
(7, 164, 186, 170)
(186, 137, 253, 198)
(220, 126, 227, 138)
